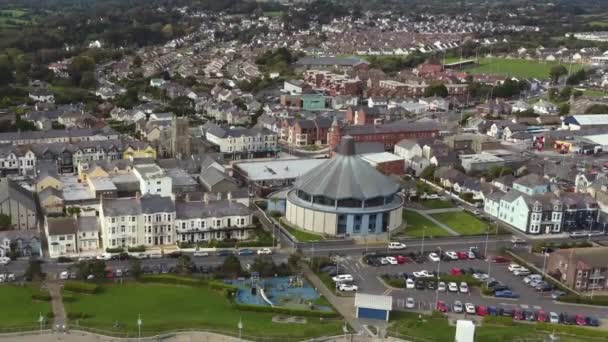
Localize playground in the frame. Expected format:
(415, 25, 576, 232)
(229, 273, 332, 311)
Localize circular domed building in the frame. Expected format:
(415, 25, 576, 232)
(285, 136, 403, 236)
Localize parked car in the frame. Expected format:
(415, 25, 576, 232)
(476, 305, 488, 316)
(448, 282, 458, 292)
(575, 315, 587, 326)
(551, 290, 566, 299)
(388, 242, 407, 250)
(426, 279, 437, 290)
(385, 256, 398, 265)
(465, 303, 476, 314)
(438, 282, 446, 292)
(535, 283, 553, 292)
(513, 309, 524, 321)
(428, 253, 440, 262)
(524, 310, 536, 321)
(167, 251, 182, 258)
(489, 255, 511, 263)
(586, 316, 600, 327)
(472, 273, 489, 281)
(238, 249, 255, 256)
(257, 248, 272, 255)
(406, 278, 415, 289)
(537, 310, 548, 323)
(396, 255, 407, 264)
(453, 301, 463, 313)
(563, 314, 577, 325)
(495, 290, 519, 299)
(436, 300, 448, 312)
(523, 274, 542, 284)
(487, 306, 498, 316)
(570, 231, 589, 238)
(413, 270, 433, 278)
(445, 251, 459, 260)
(549, 312, 560, 324)
(216, 250, 233, 257)
(193, 251, 209, 257)
(513, 268, 530, 276)
(459, 282, 469, 293)
(501, 308, 514, 317)
(508, 263, 523, 272)
(406, 297, 415, 309)
(332, 274, 354, 283)
(59, 271, 69, 280)
(450, 268, 462, 276)
(338, 284, 358, 292)
(456, 251, 468, 260)
(415, 279, 426, 290)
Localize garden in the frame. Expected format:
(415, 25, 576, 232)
(430, 211, 490, 236)
(402, 210, 452, 238)
(0, 286, 52, 329)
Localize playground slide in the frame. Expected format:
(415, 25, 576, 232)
(259, 288, 274, 307)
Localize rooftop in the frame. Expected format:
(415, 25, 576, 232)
(235, 158, 325, 182)
(354, 293, 393, 311)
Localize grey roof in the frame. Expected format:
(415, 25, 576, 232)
(176, 200, 251, 219)
(0, 178, 36, 211)
(39, 187, 63, 202)
(46, 217, 77, 236)
(294, 137, 399, 200)
(200, 167, 237, 188)
(102, 197, 142, 216)
(343, 121, 438, 136)
(140, 195, 175, 214)
(395, 139, 419, 150)
(514, 173, 548, 188)
(296, 56, 368, 67)
(0, 229, 39, 241)
(77, 216, 99, 233)
(354, 142, 385, 155)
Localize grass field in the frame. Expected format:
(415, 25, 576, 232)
(262, 11, 283, 17)
(418, 199, 454, 210)
(443, 57, 583, 80)
(0, 286, 52, 328)
(65, 283, 343, 338)
(402, 210, 451, 238)
(583, 89, 608, 98)
(279, 218, 325, 242)
(430, 211, 489, 235)
(0, 9, 31, 28)
(389, 312, 608, 342)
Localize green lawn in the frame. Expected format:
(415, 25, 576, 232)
(418, 199, 454, 210)
(263, 11, 283, 17)
(402, 210, 452, 238)
(65, 283, 343, 338)
(430, 211, 489, 235)
(389, 312, 608, 342)
(590, 20, 608, 27)
(0, 286, 52, 328)
(280, 218, 325, 242)
(583, 89, 608, 98)
(443, 57, 583, 80)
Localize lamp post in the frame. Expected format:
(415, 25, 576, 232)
(238, 317, 243, 341)
(541, 247, 548, 280)
(485, 227, 491, 278)
(137, 314, 142, 342)
(38, 312, 44, 335)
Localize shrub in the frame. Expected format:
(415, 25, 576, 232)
(31, 289, 52, 302)
(62, 292, 78, 303)
(256, 200, 267, 211)
(481, 285, 494, 296)
(57, 256, 74, 263)
(127, 245, 145, 252)
(105, 247, 124, 253)
(269, 210, 282, 218)
(483, 315, 515, 326)
(138, 274, 206, 287)
(558, 294, 608, 306)
(46, 312, 55, 319)
(67, 312, 93, 320)
(63, 281, 100, 294)
(209, 280, 238, 291)
(232, 303, 339, 318)
(381, 275, 405, 288)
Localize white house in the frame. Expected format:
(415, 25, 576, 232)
(533, 99, 558, 115)
(45, 217, 78, 258)
(283, 80, 306, 95)
(77, 216, 99, 253)
(203, 123, 277, 156)
(133, 164, 173, 197)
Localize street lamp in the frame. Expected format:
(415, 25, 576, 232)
(541, 247, 548, 280)
(38, 312, 44, 335)
(137, 314, 142, 342)
(434, 247, 442, 309)
(238, 317, 243, 340)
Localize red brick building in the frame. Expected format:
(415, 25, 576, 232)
(345, 106, 384, 125)
(328, 121, 439, 150)
(282, 117, 332, 146)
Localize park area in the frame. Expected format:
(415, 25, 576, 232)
(389, 312, 608, 342)
(63, 279, 342, 339)
(418, 199, 454, 210)
(279, 218, 325, 242)
(402, 210, 452, 238)
(444, 57, 583, 80)
(430, 211, 489, 235)
(0, 286, 51, 329)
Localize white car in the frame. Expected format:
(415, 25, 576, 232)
(523, 274, 542, 284)
(465, 303, 476, 314)
(385, 256, 398, 265)
(467, 251, 476, 259)
(338, 283, 358, 292)
(445, 251, 459, 260)
(257, 248, 272, 255)
(473, 273, 489, 281)
(193, 251, 209, 257)
(438, 282, 446, 292)
(428, 253, 440, 262)
(332, 274, 354, 283)
(549, 312, 560, 324)
(508, 263, 522, 272)
(6, 273, 15, 282)
(459, 282, 469, 293)
(96, 253, 112, 261)
(413, 270, 433, 278)
(406, 278, 415, 289)
(78, 255, 93, 261)
(0, 256, 10, 265)
(379, 257, 389, 265)
(405, 297, 415, 309)
(59, 271, 69, 280)
(388, 242, 407, 250)
(448, 282, 458, 292)
(513, 268, 530, 276)
(453, 301, 464, 313)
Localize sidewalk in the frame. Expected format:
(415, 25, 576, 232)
(43, 281, 67, 328)
(302, 265, 362, 333)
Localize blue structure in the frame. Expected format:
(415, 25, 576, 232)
(355, 293, 392, 321)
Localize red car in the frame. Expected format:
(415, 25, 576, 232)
(450, 268, 462, 276)
(476, 305, 488, 316)
(457, 251, 468, 260)
(396, 255, 407, 264)
(513, 309, 524, 321)
(489, 255, 511, 263)
(576, 315, 587, 326)
(436, 300, 448, 312)
(537, 310, 548, 322)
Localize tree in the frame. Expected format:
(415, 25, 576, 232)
(0, 213, 11, 230)
(566, 68, 587, 85)
(74, 260, 106, 281)
(79, 71, 96, 89)
(175, 255, 193, 275)
(130, 259, 142, 279)
(25, 260, 45, 282)
(420, 165, 437, 181)
(287, 254, 301, 273)
(549, 65, 567, 84)
(424, 83, 448, 98)
(559, 103, 570, 115)
(132, 56, 142, 68)
(221, 255, 242, 278)
(251, 255, 275, 277)
(68, 56, 95, 87)
(585, 104, 608, 114)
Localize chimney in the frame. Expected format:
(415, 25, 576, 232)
(203, 193, 209, 204)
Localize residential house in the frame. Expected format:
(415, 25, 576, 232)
(0, 178, 37, 230)
(77, 216, 99, 252)
(547, 247, 608, 292)
(45, 217, 78, 258)
(203, 123, 278, 158)
(39, 187, 64, 215)
(133, 163, 172, 197)
(533, 99, 559, 115)
(0, 230, 41, 258)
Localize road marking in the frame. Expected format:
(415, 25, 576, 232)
(500, 303, 517, 306)
(358, 274, 364, 281)
(520, 304, 529, 309)
(383, 289, 393, 296)
(533, 305, 542, 310)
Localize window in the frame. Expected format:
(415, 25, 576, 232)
(111, 227, 116, 234)
(111, 218, 116, 223)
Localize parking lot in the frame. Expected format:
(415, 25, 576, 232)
(327, 249, 608, 324)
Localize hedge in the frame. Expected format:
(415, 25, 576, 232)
(483, 315, 516, 326)
(381, 275, 405, 288)
(105, 247, 124, 253)
(62, 292, 78, 303)
(558, 294, 608, 306)
(57, 256, 74, 263)
(63, 281, 100, 294)
(127, 245, 146, 252)
(232, 303, 339, 318)
(209, 280, 238, 291)
(138, 275, 206, 287)
(67, 312, 94, 320)
(31, 289, 52, 302)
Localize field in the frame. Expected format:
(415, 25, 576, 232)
(0, 286, 52, 328)
(583, 89, 608, 98)
(0, 9, 32, 28)
(389, 312, 608, 342)
(65, 283, 343, 338)
(262, 11, 283, 17)
(430, 211, 489, 235)
(443, 57, 583, 80)
(402, 210, 451, 238)
(280, 218, 325, 242)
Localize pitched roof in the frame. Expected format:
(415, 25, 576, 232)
(176, 200, 251, 219)
(0, 178, 36, 211)
(46, 217, 77, 236)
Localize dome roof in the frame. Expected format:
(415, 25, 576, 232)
(294, 136, 399, 200)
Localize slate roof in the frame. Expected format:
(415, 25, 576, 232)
(46, 217, 77, 236)
(296, 56, 368, 67)
(343, 121, 438, 136)
(175, 200, 251, 219)
(554, 247, 608, 269)
(294, 136, 399, 200)
(0, 178, 36, 211)
(140, 195, 175, 214)
(102, 197, 142, 216)
(77, 216, 98, 233)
